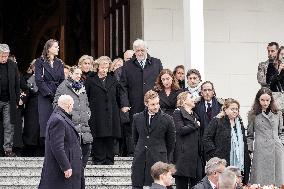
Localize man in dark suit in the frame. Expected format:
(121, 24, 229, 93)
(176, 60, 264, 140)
(120, 39, 163, 156)
(0, 44, 20, 157)
(194, 81, 223, 136)
(192, 157, 227, 189)
(131, 90, 176, 189)
(120, 39, 163, 119)
(38, 95, 82, 189)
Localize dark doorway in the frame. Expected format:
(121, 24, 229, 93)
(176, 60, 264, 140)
(0, 0, 130, 72)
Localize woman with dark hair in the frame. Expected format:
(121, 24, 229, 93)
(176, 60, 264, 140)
(266, 46, 284, 92)
(173, 91, 203, 189)
(203, 98, 251, 184)
(35, 39, 65, 141)
(173, 65, 185, 89)
(247, 87, 284, 186)
(154, 69, 182, 117)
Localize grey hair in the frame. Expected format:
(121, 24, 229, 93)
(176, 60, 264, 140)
(225, 166, 242, 177)
(205, 157, 227, 176)
(218, 170, 237, 189)
(0, 44, 10, 53)
(133, 39, 148, 51)
(58, 95, 74, 109)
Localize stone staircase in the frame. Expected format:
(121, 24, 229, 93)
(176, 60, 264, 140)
(0, 157, 133, 189)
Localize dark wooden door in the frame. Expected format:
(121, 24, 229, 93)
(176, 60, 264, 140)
(92, 0, 130, 59)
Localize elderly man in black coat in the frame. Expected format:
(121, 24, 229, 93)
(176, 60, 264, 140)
(120, 39, 163, 119)
(38, 94, 82, 189)
(131, 90, 176, 189)
(0, 44, 20, 157)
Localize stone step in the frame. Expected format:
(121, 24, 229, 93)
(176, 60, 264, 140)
(0, 164, 131, 176)
(0, 186, 132, 189)
(0, 181, 132, 188)
(0, 175, 131, 184)
(0, 157, 133, 166)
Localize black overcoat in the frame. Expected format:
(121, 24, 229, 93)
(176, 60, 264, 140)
(192, 176, 213, 189)
(38, 107, 82, 189)
(158, 89, 182, 117)
(194, 97, 222, 136)
(35, 57, 64, 138)
(203, 116, 251, 184)
(0, 60, 20, 124)
(131, 110, 176, 187)
(23, 74, 40, 146)
(120, 54, 163, 118)
(85, 72, 121, 138)
(173, 107, 202, 177)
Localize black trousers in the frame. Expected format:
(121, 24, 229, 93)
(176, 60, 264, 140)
(82, 143, 92, 168)
(120, 122, 134, 156)
(92, 137, 114, 164)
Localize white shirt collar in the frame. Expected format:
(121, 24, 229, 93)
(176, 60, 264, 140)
(205, 100, 213, 111)
(209, 179, 216, 189)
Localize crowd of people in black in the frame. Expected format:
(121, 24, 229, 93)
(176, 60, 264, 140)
(0, 39, 284, 189)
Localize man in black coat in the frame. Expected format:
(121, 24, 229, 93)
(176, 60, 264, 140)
(131, 90, 176, 189)
(120, 39, 163, 118)
(38, 95, 82, 189)
(194, 81, 223, 137)
(0, 44, 20, 157)
(192, 157, 227, 189)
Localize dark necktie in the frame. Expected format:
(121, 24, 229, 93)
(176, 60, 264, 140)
(139, 61, 144, 68)
(149, 114, 155, 126)
(207, 102, 212, 120)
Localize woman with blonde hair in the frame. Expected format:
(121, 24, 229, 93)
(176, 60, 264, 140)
(203, 98, 250, 184)
(78, 55, 94, 82)
(85, 56, 121, 165)
(154, 69, 182, 117)
(173, 91, 203, 188)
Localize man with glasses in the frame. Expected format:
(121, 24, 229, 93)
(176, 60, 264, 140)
(192, 157, 227, 189)
(0, 44, 20, 157)
(194, 81, 223, 137)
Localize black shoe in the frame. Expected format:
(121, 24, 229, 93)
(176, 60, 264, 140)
(5, 151, 17, 157)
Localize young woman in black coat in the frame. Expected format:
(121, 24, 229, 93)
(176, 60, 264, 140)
(35, 39, 65, 140)
(173, 91, 203, 189)
(203, 98, 251, 184)
(85, 56, 121, 165)
(154, 69, 182, 117)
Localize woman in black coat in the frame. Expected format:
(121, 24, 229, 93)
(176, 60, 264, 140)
(22, 60, 42, 156)
(35, 39, 65, 139)
(173, 91, 203, 189)
(203, 98, 251, 184)
(85, 56, 121, 165)
(154, 69, 182, 117)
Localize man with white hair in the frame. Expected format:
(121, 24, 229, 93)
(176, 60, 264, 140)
(38, 94, 83, 189)
(120, 39, 163, 121)
(0, 44, 20, 157)
(192, 157, 227, 189)
(217, 170, 237, 189)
